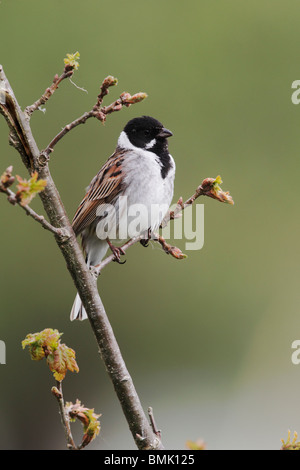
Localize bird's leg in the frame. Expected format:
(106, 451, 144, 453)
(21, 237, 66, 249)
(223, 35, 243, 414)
(106, 238, 126, 264)
(140, 228, 156, 248)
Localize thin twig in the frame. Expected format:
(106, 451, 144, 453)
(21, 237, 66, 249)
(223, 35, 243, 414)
(148, 407, 162, 440)
(0, 185, 64, 236)
(25, 70, 74, 117)
(95, 181, 225, 274)
(1, 61, 233, 451)
(95, 236, 143, 274)
(0, 64, 164, 450)
(95, 232, 187, 276)
(43, 110, 94, 157)
(51, 382, 77, 450)
(155, 233, 187, 259)
(42, 77, 147, 158)
(161, 187, 205, 228)
(162, 177, 233, 228)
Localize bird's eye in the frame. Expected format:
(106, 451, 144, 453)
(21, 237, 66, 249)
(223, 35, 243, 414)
(132, 128, 136, 134)
(144, 129, 150, 136)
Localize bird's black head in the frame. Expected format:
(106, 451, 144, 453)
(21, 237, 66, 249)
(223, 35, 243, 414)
(123, 116, 173, 150)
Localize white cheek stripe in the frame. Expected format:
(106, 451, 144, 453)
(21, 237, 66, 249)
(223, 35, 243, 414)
(118, 131, 137, 151)
(118, 131, 157, 151)
(145, 138, 156, 149)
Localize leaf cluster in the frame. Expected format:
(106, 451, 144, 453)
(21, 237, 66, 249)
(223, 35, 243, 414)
(22, 328, 79, 381)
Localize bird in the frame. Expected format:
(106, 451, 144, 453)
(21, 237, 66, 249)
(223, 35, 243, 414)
(70, 115, 176, 321)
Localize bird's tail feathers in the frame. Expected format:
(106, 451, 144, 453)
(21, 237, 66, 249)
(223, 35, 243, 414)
(70, 239, 108, 321)
(70, 292, 88, 321)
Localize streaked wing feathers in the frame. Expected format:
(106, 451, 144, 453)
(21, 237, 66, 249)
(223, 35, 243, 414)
(72, 150, 125, 235)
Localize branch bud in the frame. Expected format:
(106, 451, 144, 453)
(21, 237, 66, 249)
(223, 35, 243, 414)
(1, 165, 15, 188)
(63, 52, 80, 72)
(102, 75, 118, 88)
(201, 175, 234, 205)
(120, 92, 148, 107)
(51, 386, 62, 399)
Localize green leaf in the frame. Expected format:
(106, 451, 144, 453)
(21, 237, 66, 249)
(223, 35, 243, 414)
(201, 175, 234, 205)
(64, 52, 80, 70)
(22, 328, 79, 381)
(186, 439, 206, 450)
(82, 407, 101, 447)
(22, 328, 62, 361)
(47, 343, 79, 382)
(281, 430, 300, 450)
(16, 172, 47, 206)
(65, 399, 101, 447)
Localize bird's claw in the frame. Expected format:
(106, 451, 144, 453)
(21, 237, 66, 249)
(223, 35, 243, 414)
(140, 228, 153, 248)
(111, 245, 126, 264)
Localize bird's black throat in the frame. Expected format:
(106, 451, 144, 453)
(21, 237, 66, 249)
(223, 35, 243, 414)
(152, 140, 172, 179)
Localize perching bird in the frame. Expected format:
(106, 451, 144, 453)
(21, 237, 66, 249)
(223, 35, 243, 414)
(70, 116, 175, 320)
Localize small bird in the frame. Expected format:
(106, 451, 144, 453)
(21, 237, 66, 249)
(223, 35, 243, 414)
(70, 115, 175, 320)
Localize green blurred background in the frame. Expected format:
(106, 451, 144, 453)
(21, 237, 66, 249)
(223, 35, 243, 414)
(1, 0, 300, 450)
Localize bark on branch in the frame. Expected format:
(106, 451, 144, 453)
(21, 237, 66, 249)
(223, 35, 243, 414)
(0, 63, 163, 450)
(0, 59, 233, 450)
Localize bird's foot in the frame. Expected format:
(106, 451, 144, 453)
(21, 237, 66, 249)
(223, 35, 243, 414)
(107, 239, 126, 264)
(140, 238, 149, 248)
(140, 228, 156, 248)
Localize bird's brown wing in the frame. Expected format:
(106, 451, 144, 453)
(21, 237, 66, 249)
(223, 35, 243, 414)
(72, 149, 126, 235)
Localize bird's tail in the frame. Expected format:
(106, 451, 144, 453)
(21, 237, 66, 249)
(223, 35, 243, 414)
(70, 239, 109, 321)
(70, 293, 88, 321)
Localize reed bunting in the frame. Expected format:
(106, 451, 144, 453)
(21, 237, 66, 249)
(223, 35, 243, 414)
(70, 115, 175, 320)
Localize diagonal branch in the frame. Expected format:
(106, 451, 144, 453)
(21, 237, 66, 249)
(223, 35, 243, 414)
(42, 75, 147, 158)
(25, 52, 81, 117)
(0, 63, 163, 450)
(162, 176, 234, 228)
(51, 382, 77, 450)
(25, 70, 74, 117)
(1, 184, 63, 236)
(95, 177, 234, 274)
(94, 235, 143, 274)
(43, 110, 95, 157)
(0, 58, 233, 451)
(148, 407, 162, 440)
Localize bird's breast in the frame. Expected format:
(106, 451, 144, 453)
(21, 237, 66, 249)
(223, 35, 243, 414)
(121, 150, 175, 234)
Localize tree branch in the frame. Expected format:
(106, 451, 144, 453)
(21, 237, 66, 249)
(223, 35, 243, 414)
(148, 407, 162, 440)
(94, 235, 143, 274)
(0, 58, 233, 450)
(161, 176, 234, 228)
(0, 172, 64, 236)
(25, 70, 74, 117)
(25, 52, 81, 117)
(51, 382, 77, 450)
(0, 62, 163, 450)
(95, 177, 234, 274)
(43, 110, 95, 157)
(42, 75, 147, 158)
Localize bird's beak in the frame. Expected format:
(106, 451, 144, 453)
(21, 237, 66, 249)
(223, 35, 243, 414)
(157, 127, 173, 138)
